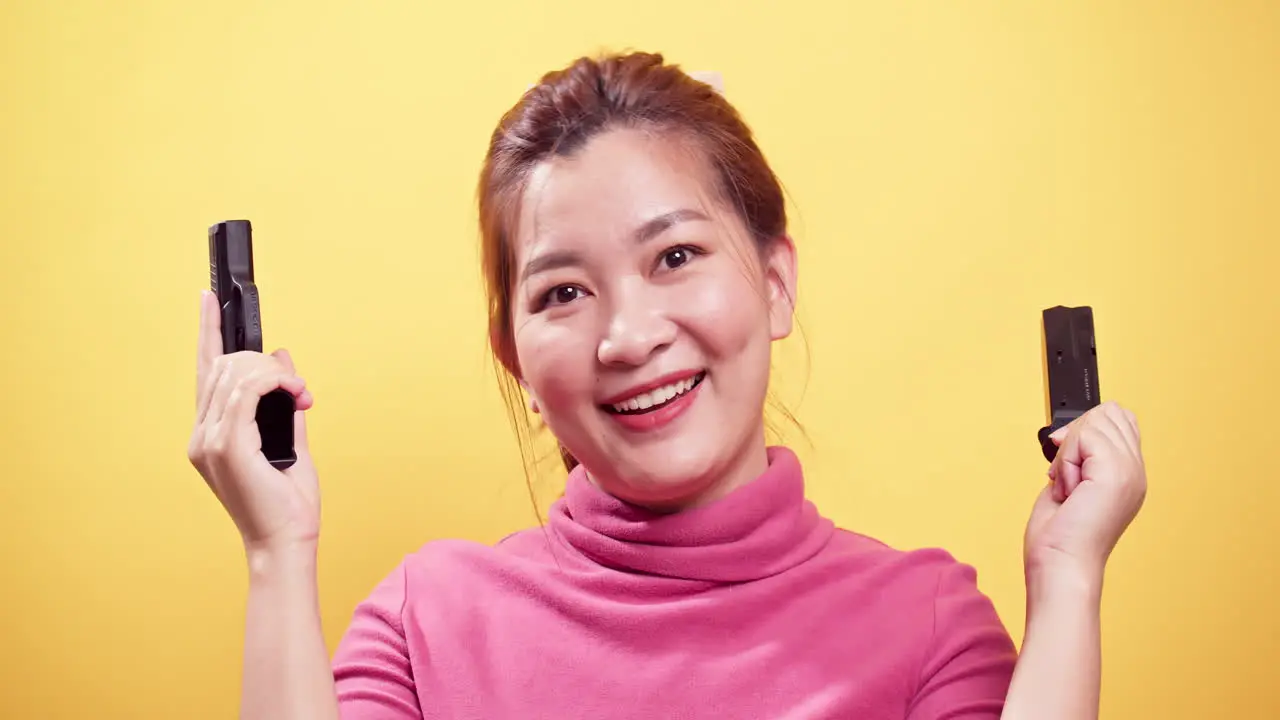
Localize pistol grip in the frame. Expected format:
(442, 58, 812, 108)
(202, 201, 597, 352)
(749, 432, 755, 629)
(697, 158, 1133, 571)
(256, 388, 297, 471)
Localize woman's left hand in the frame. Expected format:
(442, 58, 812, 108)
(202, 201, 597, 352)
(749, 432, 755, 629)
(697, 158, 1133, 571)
(1023, 401, 1148, 585)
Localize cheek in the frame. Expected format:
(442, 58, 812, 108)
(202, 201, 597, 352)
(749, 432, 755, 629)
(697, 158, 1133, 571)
(514, 317, 596, 411)
(675, 266, 771, 355)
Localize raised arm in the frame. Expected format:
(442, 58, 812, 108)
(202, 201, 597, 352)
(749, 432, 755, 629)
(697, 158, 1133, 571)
(186, 289, 351, 720)
(1002, 401, 1147, 720)
(240, 543, 343, 720)
(1001, 563, 1102, 720)
(906, 402, 1145, 720)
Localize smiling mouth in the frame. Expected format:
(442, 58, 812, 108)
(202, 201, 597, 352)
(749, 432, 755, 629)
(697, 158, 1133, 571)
(603, 372, 707, 415)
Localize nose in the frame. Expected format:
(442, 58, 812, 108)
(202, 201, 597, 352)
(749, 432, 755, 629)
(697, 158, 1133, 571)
(597, 285, 677, 368)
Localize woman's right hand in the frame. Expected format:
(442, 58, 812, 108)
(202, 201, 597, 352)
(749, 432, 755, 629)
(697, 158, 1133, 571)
(187, 290, 321, 554)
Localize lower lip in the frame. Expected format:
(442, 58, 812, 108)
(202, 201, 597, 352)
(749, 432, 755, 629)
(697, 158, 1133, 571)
(605, 379, 703, 433)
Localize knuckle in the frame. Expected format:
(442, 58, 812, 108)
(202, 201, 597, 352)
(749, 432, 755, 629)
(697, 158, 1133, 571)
(1082, 424, 1108, 445)
(207, 427, 231, 457)
(242, 352, 280, 378)
(227, 383, 252, 410)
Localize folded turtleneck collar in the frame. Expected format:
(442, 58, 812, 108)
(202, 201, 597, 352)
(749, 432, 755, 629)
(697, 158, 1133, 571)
(548, 446, 835, 583)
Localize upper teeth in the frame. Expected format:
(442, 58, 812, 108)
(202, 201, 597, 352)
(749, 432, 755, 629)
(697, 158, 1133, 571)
(612, 376, 698, 412)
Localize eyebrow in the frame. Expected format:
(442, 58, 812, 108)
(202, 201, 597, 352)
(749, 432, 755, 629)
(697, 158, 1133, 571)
(520, 208, 711, 282)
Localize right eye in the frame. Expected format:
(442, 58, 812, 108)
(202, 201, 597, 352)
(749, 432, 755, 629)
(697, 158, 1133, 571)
(540, 285, 587, 309)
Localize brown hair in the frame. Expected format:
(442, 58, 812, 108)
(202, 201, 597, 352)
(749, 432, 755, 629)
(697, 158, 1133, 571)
(476, 50, 793, 492)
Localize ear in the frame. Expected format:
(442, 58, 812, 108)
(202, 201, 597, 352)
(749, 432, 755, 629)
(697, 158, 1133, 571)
(762, 234, 798, 341)
(518, 378, 541, 414)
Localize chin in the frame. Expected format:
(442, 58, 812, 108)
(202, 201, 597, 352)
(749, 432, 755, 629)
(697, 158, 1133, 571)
(553, 372, 764, 509)
(611, 452, 722, 506)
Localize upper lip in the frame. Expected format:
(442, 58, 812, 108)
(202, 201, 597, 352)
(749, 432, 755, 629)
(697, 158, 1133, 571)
(599, 369, 704, 406)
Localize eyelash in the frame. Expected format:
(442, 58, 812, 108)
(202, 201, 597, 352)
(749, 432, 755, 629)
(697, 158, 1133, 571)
(535, 244, 704, 310)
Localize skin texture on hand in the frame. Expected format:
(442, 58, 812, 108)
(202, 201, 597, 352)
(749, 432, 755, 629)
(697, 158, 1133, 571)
(187, 289, 340, 720)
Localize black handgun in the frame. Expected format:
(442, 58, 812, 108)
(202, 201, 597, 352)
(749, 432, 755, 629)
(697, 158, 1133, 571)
(209, 219, 298, 471)
(1037, 305, 1102, 462)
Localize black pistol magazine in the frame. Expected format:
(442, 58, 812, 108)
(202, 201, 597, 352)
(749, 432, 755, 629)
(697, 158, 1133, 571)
(1038, 305, 1102, 462)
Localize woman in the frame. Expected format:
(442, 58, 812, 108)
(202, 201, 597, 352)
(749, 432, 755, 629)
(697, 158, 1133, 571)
(188, 52, 1147, 719)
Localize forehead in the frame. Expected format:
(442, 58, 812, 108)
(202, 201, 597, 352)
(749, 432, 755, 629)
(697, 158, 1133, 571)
(515, 127, 720, 251)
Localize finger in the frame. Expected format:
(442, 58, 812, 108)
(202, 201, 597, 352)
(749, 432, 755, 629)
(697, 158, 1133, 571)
(225, 367, 307, 429)
(196, 355, 232, 427)
(203, 354, 246, 427)
(1122, 407, 1141, 448)
(196, 290, 223, 406)
(1031, 481, 1060, 521)
(271, 347, 314, 409)
(1083, 404, 1138, 471)
(205, 352, 288, 426)
(1047, 414, 1080, 500)
(1049, 424, 1069, 444)
(1048, 410, 1085, 445)
(1049, 425, 1085, 498)
(1049, 469, 1066, 503)
(293, 402, 310, 452)
(1090, 409, 1131, 457)
(272, 348, 296, 374)
(1106, 403, 1141, 457)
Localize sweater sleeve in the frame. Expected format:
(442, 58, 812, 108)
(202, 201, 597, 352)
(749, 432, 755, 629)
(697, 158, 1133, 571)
(906, 559, 1019, 720)
(331, 562, 423, 719)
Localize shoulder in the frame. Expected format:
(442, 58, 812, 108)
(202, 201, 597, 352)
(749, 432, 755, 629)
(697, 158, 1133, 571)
(399, 526, 555, 572)
(821, 527, 1013, 648)
(819, 529, 1016, 712)
(825, 527, 991, 597)
(373, 527, 556, 604)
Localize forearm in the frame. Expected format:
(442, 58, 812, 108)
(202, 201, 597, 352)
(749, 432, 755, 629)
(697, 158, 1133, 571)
(241, 543, 341, 720)
(1001, 565, 1103, 720)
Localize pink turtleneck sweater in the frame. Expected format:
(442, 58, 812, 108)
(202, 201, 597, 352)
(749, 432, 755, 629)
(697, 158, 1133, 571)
(330, 447, 1017, 718)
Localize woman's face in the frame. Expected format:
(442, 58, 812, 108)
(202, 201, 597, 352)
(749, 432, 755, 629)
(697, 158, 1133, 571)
(509, 127, 797, 510)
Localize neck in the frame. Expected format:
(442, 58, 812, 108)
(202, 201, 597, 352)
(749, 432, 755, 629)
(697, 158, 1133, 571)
(585, 428, 771, 514)
(551, 443, 833, 583)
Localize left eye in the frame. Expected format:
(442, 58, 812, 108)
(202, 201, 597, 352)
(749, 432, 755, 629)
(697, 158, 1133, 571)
(660, 246, 696, 270)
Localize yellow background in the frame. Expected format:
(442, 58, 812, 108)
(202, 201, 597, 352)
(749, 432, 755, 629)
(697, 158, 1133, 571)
(2, 2, 1276, 717)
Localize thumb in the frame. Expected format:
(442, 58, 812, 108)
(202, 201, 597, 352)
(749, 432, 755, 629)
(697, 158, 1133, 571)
(1049, 426, 1085, 500)
(1025, 482, 1059, 544)
(1049, 425, 1069, 445)
(294, 406, 310, 452)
